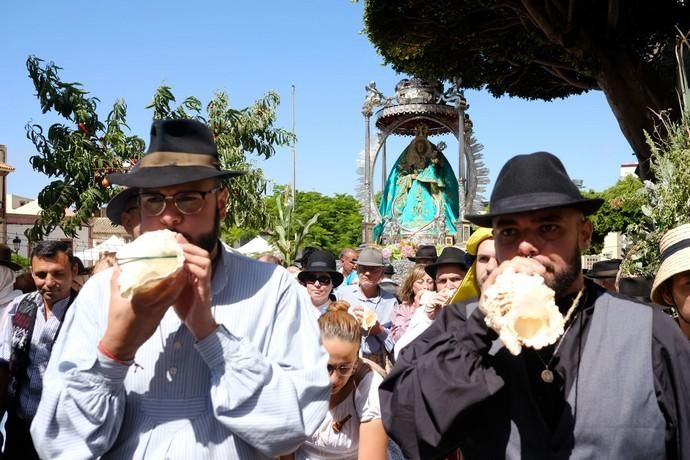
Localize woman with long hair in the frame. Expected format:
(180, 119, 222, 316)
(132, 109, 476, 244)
(390, 264, 435, 344)
(287, 300, 388, 460)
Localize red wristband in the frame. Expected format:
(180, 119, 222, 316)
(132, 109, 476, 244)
(97, 340, 133, 366)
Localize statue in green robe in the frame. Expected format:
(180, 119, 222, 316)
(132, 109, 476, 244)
(375, 131, 459, 242)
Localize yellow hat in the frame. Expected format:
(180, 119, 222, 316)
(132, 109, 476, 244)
(449, 227, 493, 303)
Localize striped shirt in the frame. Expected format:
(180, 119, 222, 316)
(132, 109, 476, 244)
(31, 246, 331, 459)
(0, 290, 72, 420)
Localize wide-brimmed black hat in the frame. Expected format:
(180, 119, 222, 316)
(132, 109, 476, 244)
(106, 188, 138, 226)
(408, 245, 438, 262)
(465, 152, 603, 227)
(297, 250, 344, 288)
(425, 247, 468, 279)
(108, 119, 244, 188)
(0, 244, 21, 271)
(585, 259, 621, 279)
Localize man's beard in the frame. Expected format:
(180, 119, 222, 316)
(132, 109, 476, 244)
(174, 208, 220, 253)
(548, 242, 582, 299)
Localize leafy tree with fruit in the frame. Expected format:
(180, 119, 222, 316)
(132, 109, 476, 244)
(25, 56, 144, 241)
(24, 56, 293, 242)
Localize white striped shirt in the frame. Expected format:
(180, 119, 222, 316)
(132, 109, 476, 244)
(31, 246, 330, 459)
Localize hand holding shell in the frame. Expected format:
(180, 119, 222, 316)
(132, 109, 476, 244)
(479, 267, 565, 355)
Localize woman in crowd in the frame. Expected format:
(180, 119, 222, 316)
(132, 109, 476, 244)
(390, 264, 435, 343)
(284, 300, 388, 460)
(298, 250, 343, 316)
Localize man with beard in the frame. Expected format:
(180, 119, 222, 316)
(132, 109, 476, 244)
(0, 240, 78, 459)
(380, 152, 690, 459)
(31, 119, 330, 459)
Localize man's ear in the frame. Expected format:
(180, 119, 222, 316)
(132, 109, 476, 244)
(579, 218, 593, 251)
(217, 187, 229, 220)
(660, 281, 676, 307)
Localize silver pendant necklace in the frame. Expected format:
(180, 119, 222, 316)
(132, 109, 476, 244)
(535, 287, 584, 384)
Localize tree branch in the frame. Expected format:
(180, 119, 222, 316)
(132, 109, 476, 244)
(542, 66, 597, 90)
(520, 0, 566, 44)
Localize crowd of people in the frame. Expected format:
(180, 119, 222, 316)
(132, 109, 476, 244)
(0, 120, 686, 459)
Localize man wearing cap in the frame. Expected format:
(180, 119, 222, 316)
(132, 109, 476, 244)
(337, 248, 398, 367)
(393, 247, 468, 359)
(651, 223, 690, 340)
(378, 264, 400, 300)
(408, 244, 438, 265)
(106, 187, 141, 238)
(380, 152, 690, 459)
(0, 240, 78, 459)
(585, 258, 621, 292)
(31, 119, 330, 459)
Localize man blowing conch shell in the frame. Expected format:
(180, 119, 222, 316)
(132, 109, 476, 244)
(31, 119, 330, 459)
(380, 152, 690, 460)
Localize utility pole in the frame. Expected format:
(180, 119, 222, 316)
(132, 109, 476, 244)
(291, 84, 296, 210)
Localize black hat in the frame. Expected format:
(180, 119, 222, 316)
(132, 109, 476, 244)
(425, 247, 468, 279)
(0, 244, 21, 271)
(106, 188, 138, 226)
(108, 119, 244, 188)
(408, 245, 438, 262)
(384, 263, 395, 276)
(297, 250, 344, 288)
(465, 152, 603, 227)
(585, 259, 621, 279)
(295, 246, 319, 268)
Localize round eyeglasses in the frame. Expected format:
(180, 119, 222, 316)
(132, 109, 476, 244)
(139, 187, 221, 216)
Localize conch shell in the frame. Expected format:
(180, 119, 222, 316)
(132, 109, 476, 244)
(480, 268, 564, 355)
(116, 229, 185, 299)
(348, 305, 378, 329)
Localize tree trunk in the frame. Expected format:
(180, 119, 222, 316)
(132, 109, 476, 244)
(594, 50, 679, 179)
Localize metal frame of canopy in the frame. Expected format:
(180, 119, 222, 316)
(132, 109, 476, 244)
(361, 78, 482, 245)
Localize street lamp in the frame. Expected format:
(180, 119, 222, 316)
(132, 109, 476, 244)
(12, 235, 21, 254)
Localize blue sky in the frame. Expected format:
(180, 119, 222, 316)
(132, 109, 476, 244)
(0, 1, 634, 204)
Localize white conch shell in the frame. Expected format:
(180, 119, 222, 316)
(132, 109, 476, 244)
(480, 268, 564, 355)
(348, 305, 378, 329)
(419, 290, 437, 313)
(116, 229, 185, 300)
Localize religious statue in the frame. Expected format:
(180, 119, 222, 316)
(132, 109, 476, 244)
(374, 127, 459, 242)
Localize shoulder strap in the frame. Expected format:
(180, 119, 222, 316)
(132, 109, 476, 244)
(7, 294, 41, 404)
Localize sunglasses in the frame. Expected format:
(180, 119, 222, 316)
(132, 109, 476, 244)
(327, 361, 358, 377)
(138, 187, 221, 216)
(304, 274, 332, 285)
(356, 265, 382, 274)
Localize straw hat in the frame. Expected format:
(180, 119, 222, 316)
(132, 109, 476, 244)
(651, 223, 690, 305)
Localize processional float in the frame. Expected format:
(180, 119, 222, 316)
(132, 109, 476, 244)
(359, 78, 488, 245)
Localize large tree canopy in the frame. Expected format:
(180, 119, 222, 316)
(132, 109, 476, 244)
(364, 0, 690, 177)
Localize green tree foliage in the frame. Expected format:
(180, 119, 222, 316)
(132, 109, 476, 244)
(24, 57, 292, 241)
(25, 56, 145, 241)
(583, 175, 645, 254)
(265, 189, 320, 266)
(621, 111, 690, 277)
(147, 87, 295, 231)
(363, 0, 690, 178)
(264, 187, 363, 256)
